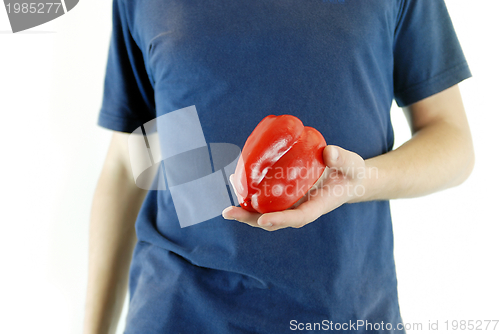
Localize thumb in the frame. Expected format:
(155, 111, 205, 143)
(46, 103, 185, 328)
(323, 145, 365, 176)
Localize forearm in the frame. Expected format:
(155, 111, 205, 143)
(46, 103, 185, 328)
(83, 158, 147, 334)
(358, 117, 474, 202)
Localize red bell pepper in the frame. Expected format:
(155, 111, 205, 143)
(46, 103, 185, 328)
(233, 115, 327, 214)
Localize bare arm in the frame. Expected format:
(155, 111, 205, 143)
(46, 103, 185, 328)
(223, 84, 475, 229)
(83, 132, 147, 334)
(361, 84, 475, 201)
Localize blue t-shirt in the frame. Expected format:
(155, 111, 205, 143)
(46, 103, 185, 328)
(98, 0, 471, 333)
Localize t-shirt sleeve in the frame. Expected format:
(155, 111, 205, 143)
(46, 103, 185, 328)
(393, 0, 472, 107)
(97, 0, 155, 133)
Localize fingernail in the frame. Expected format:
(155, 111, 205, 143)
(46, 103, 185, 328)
(329, 146, 339, 161)
(222, 207, 234, 220)
(258, 221, 273, 227)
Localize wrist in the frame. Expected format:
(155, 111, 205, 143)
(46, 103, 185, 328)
(347, 160, 384, 203)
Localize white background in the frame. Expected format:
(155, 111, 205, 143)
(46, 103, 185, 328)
(0, 1, 498, 333)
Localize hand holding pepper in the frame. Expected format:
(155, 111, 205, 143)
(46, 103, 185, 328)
(222, 115, 366, 231)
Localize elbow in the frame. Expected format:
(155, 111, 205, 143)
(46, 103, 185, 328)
(452, 141, 475, 187)
(464, 146, 475, 181)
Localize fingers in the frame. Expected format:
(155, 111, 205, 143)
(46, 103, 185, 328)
(256, 199, 324, 228)
(222, 206, 260, 224)
(222, 206, 279, 231)
(222, 203, 318, 231)
(222, 183, 342, 230)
